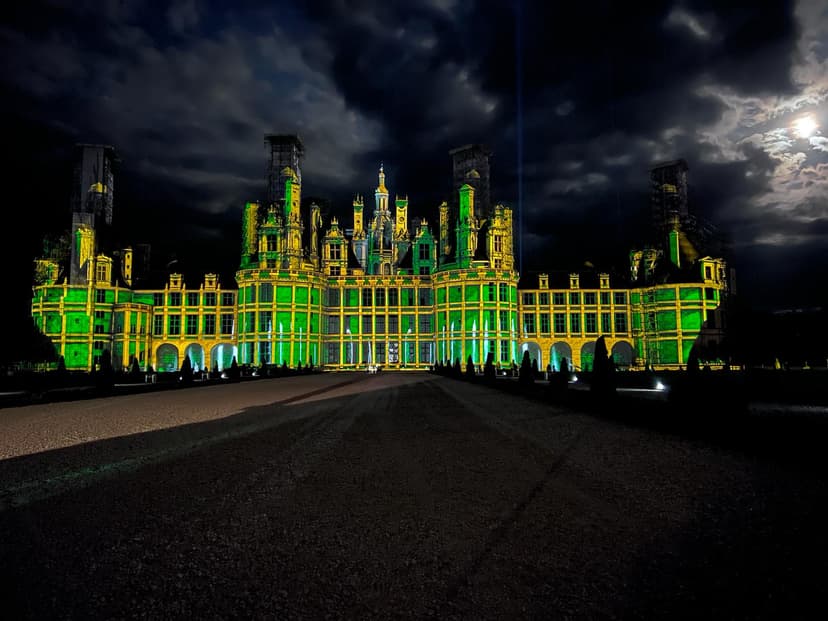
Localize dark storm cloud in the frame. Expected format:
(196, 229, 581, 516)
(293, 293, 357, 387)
(2, 0, 826, 310)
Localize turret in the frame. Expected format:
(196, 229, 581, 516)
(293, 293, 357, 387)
(310, 202, 321, 267)
(70, 214, 95, 285)
(487, 204, 514, 272)
(438, 201, 450, 261)
(241, 201, 259, 268)
(121, 246, 133, 286)
(456, 184, 478, 267)
(282, 169, 303, 269)
(394, 195, 408, 238)
(375, 164, 389, 215)
(668, 213, 681, 268)
(353, 194, 364, 234)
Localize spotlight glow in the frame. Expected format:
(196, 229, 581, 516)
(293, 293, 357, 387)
(655, 381, 666, 391)
(793, 115, 818, 138)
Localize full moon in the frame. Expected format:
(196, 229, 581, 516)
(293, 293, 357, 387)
(793, 115, 818, 138)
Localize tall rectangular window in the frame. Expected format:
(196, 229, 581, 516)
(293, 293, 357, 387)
(553, 292, 565, 305)
(600, 292, 610, 306)
(259, 311, 271, 332)
(220, 314, 234, 335)
(330, 244, 341, 260)
(499, 310, 508, 331)
(169, 292, 181, 306)
(388, 288, 398, 306)
(539, 292, 549, 306)
(153, 293, 163, 306)
(168, 314, 180, 335)
(388, 315, 398, 334)
(569, 292, 580, 305)
(326, 342, 340, 364)
(601, 312, 612, 334)
(570, 313, 580, 333)
(614, 313, 627, 333)
(186, 314, 198, 335)
(204, 314, 216, 335)
(260, 283, 273, 303)
(153, 315, 163, 336)
(418, 314, 433, 332)
(486, 283, 496, 301)
(375, 288, 385, 306)
(221, 292, 235, 306)
(327, 315, 340, 334)
(419, 342, 432, 363)
(500, 340, 509, 363)
(259, 341, 271, 364)
(522, 293, 535, 305)
(540, 313, 550, 333)
(402, 288, 414, 306)
(554, 313, 566, 333)
(418, 288, 432, 306)
(523, 313, 535, 333)
(584, 292, 596, 305)
(204, 292, 216, 306)
(585, 313, 597, 333)
(187, 292, 199, 306)
(266, 235, 277, 252)
(419, 244, 430, 260)
(362, 315, 372, 334)
(362, 288, 373, 306)
(613, 292, 627, 305)
(498, 283, 507, 301)
(375, 316, 386, 334)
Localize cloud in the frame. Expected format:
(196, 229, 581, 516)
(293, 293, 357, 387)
(2, 0, 827, 309)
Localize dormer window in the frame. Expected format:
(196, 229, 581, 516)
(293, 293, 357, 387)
(96, 262, 109, 284)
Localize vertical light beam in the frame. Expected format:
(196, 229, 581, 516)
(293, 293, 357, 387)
(515, 0, 524, 275)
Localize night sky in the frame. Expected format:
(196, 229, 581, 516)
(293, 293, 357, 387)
(3, 0, 827, 329)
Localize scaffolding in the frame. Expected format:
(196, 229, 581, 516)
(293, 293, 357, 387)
(649, 159, 688, 239)
(265, 134, 304, 207)
(449, 144, 492, 217)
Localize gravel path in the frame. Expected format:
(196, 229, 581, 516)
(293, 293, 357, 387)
(1, 372, 825, 620)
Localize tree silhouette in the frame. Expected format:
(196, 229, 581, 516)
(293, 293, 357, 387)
(519, 350, 533, 385)
(229, 356, 240, 380)
(180, 355, 193, 384)
(591, 336, 614, 396)
(97, 348, 114, 393)
(484, 351, 496, 382)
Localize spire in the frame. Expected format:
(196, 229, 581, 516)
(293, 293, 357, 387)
(377, 162, 387, 194)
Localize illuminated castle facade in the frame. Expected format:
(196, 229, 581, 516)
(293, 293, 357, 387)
(31, 138, 729, 373)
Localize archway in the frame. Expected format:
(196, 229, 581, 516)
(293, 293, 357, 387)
(210, 343, 238, 372)
(184, 343, 205, 372)
(580, 341, 596, 372)
(520, 341, 542, 369)
(550, 342, 572, 372)
(156, 344, 179, 373)
(611, 341, 635, 369)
